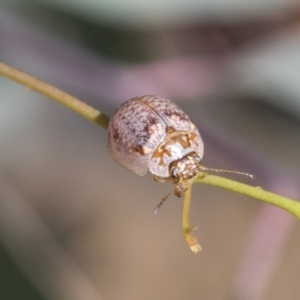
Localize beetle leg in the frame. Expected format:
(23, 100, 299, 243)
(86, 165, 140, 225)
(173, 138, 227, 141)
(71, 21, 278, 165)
(153, 175, 172, 183)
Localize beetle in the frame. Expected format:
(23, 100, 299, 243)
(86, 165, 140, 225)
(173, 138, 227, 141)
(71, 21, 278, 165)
(108, 95, 253, 211)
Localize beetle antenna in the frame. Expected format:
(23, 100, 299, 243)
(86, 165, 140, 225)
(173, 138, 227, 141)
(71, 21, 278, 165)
(154, 188, 174, 214)
(199, 165, 255, 179)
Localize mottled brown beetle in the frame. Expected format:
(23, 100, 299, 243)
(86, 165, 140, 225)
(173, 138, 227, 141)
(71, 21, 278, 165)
(108, 95, 253, 211)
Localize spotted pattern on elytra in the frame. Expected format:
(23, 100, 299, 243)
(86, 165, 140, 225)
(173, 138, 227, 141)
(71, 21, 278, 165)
(141, 95, 197, 133)
(107, 95, 204, 180)
(108, 97, 167, 176)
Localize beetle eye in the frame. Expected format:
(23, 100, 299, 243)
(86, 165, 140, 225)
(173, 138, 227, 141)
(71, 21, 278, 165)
(194, 155, 201, 164)
(171, 168, 179, 178)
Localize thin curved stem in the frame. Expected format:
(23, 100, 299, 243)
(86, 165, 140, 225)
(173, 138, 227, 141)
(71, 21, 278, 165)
(0, 61, 110, 129)
(182, 180, 201, 253)
(195, 174, 300, 220)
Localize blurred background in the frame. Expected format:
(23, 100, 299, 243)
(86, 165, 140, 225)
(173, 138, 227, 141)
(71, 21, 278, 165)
(0, 0, 300, 299)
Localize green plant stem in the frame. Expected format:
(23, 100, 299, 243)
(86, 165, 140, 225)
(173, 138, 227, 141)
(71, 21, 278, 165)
(182, 180, 201, 253)
(195, 174, 300, 220)
(0, 61, 110, 129)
